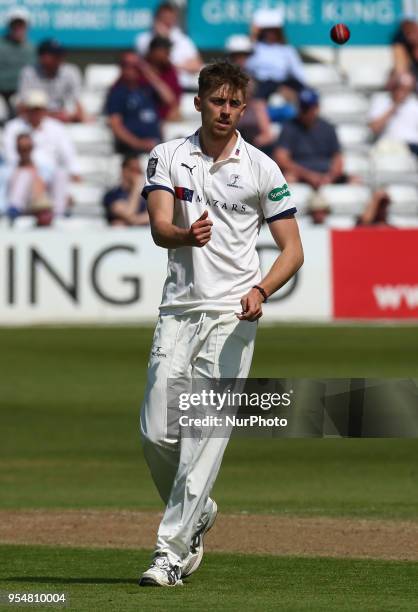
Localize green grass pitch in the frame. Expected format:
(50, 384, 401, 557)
(0, 325, 417, 610)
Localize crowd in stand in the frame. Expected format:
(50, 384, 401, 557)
(0, 2, 418, 228)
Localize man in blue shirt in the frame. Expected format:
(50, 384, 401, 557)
(274, 89, 353, 189)
(105, 51, 175, 155)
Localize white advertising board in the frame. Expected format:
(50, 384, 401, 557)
(0, 226, 331, 324)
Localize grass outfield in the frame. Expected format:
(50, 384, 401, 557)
(1, 326, 418, 610)
(1, 546, 418, 612)
(1, 325, 418, 516)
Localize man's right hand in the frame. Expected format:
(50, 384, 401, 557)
(187, 210, 213, 247)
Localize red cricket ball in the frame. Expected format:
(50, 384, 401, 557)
(330, 23, 351, 45)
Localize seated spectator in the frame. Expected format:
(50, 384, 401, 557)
(392, 14, 418, 81)
(356, 190, 392, 227)
(105, 52, 175, 156)
(145, 36, 182, 120)
(5, 133, 52, 226)
(225, 34, 254, 69)
(135, 2, 202, 83)
(3, 90, 80, 216)
(18, 38, 86, 123)
(246, 8, 306, 101)
(0, 8, 35, 120)
(102, 156, 149, 226)
(368, 72, 418, 155)
(225, 35, 276, 154)
(274, 89, 359, 189)
(307, 192, 331, 225)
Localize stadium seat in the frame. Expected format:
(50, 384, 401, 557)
(337, 124, 371, 150)
(80, 90, 105, 117)
(65, 123, 113, 155)
(84, 64, 119, 92)
(303, 63, 343, 90)
(343, 152, 371, 179)
(321, 91, 369, 123)
(318, 184, 372, 215)
(287, 183, 314, 215)
(385, 184, 418, 215)
(77, 155, 111, 186)
(163, 120, 200, 141)
(371, 150, 418, 185)
(339, 47, 392, 92)
(69, 183, 105, 217)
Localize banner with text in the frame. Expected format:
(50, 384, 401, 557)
(0, 226, 330, 324)
(0, 0, 159, 48)
(332, 228, 418, 319)
(187, 0, 403, 49)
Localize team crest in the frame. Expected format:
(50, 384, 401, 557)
(227, 174, 243, 189)
(147, 157, 158, 179)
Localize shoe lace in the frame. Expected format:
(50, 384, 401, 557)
(152, 555, 181, 581)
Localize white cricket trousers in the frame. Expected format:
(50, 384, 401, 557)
(140, 311, 257, 566)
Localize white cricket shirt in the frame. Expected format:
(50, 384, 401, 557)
(143, 130, 296, 314)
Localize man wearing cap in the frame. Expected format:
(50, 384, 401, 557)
(3, 89, 80, 216)
(246, 7, 306, 101)
(18, 38, 85, 123)
(0, 8, 35, 119)
(274, 88, 355, 189)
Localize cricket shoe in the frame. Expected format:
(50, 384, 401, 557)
(139, 554, 183, 587)
(182, 500, 218, 578)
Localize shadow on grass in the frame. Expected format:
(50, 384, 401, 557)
(0, 577, 138, 585)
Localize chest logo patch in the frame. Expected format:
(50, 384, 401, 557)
(227, 174, 243, 189)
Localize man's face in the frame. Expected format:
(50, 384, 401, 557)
(195, 85, 246, 140)
(39, 52, 61, 74)
(17, 135, 33, 159)
(120, 53, 140, 83)
(122, 159, 142, 185)
(9, 19, 27, 43)
(26, 107, 46, 127)
(299, 104, 319, 126)
(148, 46, 171, 68)
(157, 8, 177, 29)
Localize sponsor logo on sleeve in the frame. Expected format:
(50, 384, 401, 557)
(268, 184, 291, 201)
(147, 157, 158, 179)
(175, 186, 194, 202)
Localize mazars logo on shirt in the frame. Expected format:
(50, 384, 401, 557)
(268, 184, 291, 201)
(175, 186, 194, 202)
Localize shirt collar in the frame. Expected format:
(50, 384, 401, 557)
(189, 129, 243, 162)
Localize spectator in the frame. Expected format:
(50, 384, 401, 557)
(246, 8, 306, 101)
(3, 90, 80, 216)
(356, 190, 392, 227)
(225, 34, 254, 69)
(18, 38, 86, 123)
(135, 2, 202, 83)
(274, 89, 358, 189)
(392, 14, 418, 81)
(102, 155, 149, 226)
(5, 133, 52, 226)
(145, 36, 182, 120)
(226, 34, 293, 152)
(368, 72, 418, 155)
(0, 8, 35, 119)
(105, 52, 174, 155)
